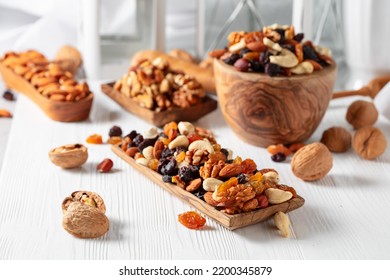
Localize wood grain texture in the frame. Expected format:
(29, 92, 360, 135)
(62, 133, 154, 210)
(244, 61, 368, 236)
(0, 63, 93, 122)
(214, 59, 337, 147)
(111, 144, 304, 230)
(101, 82, 217, 127)
(1, 81, 390, 260)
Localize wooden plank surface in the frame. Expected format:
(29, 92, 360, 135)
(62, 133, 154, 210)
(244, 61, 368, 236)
(0, 81, 390, 259)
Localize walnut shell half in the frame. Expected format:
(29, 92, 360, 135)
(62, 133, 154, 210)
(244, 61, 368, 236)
(291, 142, 333, 181)
(49, 144, 88, 168)
(62, 202, 109, 239)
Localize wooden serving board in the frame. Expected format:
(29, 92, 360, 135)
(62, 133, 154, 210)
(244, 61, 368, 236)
(0, 63, 93, 122)
(112, 144, 305, 230)
(101, 82, 218, 127)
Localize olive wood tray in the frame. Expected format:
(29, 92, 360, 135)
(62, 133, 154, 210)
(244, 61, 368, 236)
(0, 62, 93, 122)
(112, 144, 305, 230)
(101, 82, 218, 127)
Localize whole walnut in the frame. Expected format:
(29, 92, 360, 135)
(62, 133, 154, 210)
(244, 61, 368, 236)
(291, 142, 333, 181)
(320, 127, 352, 153)
(346, 100, 378, 129)
(352, 126, 387, 160)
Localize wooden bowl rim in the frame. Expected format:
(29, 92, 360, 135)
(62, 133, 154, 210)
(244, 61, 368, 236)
(214, 58, 337, 81)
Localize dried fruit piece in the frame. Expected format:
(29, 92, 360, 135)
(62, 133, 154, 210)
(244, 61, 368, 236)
(107, 136, 122, 145)
(240, 159, 257, 174)
(109, 125, 122, 137)
(288, 143, 305, 153)
(267, 144, 291, 156)
(0, 109, 12, 118)
(97, 158, 113, 173)
(271, 153, 286, 162)
(3, 90, 15, 101)
(86, 134, 103, 144)
(178, 211, 206, 229)
(215, 177, 238, 197)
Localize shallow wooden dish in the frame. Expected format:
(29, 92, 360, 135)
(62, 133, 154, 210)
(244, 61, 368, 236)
(0, 63, 93, 122)
(214, 59, 337, 147)
(101, 82, 217, 127)
(112, 144, 305, 230)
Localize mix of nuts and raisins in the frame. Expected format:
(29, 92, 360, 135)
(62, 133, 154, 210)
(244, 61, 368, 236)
(210, 24, 334, 76)
(1, 50, 91, 102)
(113, 58, 206, 111)
(116, 121, 298, 215)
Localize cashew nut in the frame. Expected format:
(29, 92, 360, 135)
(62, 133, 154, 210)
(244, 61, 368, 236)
(188, 140, 214, 154)
(143, 127, 159, 139)
(142, 146, 154, 160)
(265, 188, 293, 204)
(263, 37, 282, 52)
(203, 178, 223, 192)
(228, 38, 246, 53)
(263, 171, 279, 184)
(315, 45, 332, 57)
(168, 135, 189, 150)
(269, 48, 299, 68)
(178, 121, 195, 136)
(290, 61, 314, 74)
(136, 157, 150, 166)
(274, 211, 291, 238)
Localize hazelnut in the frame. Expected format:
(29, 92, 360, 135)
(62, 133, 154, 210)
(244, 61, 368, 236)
(291, 142, 333, 181)
(62, 191, 109, 239)
(346, 100, 378, 129)
(49, 143, 88, 168)
(320, 127, 352, 153)
(352, 126, 387, 160)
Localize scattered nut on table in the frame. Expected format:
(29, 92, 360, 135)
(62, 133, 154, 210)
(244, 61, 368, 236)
(352, 126, 387, 160)
(346, 100, 378, 130)
(274, 211, 291, 238)
(49, 143, 88, 168)
(320, 126, 352, 153)
(291, 142, 333, 181)
(62, 191, 109, 239)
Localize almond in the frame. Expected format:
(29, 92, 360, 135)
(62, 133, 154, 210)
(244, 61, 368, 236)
(246, 41, 266, 52)
(219, 163, 242, 178)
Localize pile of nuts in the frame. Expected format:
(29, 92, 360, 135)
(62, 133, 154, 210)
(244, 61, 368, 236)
(113, 57, 206, 111)
(116, 121, 298, 215)
(1, 50, 91, 102)
(211, 24, 333, 76)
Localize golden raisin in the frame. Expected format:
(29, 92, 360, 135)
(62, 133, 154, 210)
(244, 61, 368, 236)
(175, 151, 186, 162)
(233, 156, 242, 164)
(86, 134, 103, 144)
(249, 172, 263, 182)
(216, 177, 238, 196)
(107, 136, 122, 145)
(163, 122, 178, 141)
(148, 159, 159, 171)
(288, 143, 305, 153)
(178, 211, 206, 230)
(241, 159, 257, 174)
(267, 144, 291, 156)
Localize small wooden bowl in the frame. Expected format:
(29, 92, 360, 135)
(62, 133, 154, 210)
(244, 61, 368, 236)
(214, 59, 337, 147)
(101, 82, 217, 127)
(0, 63, 93, 122)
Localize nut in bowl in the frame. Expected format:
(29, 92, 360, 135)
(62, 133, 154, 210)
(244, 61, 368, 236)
(213, 24, 337, 147)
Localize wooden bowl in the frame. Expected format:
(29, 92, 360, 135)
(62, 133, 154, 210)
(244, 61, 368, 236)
(214, 59, 337, 147)
(0, 62, 93, 122)
(101, 82, 217, 127)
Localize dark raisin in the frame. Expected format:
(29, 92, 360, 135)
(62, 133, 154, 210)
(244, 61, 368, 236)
(303, 45, 319, 61)
(193, 187, 207, 199)
(237, 173, 248, 184)
(160, 158, 178, 176)
(74, 144, 82, 148)
(133, 134, 144, 146)
(259, 51, 271, 65)
(275, 29, 285, 41)
(222, 53, 240, 65)
(138, 138, 157, 152)
(250, 60, 264, 72)
(160, 147, 175, 159)
(294, 33, 304, 42)
(221, 148, 229, 158)
(3, 90, 15, 101)
(157, 158, 169, 174)
(179, 166, 200, 183)
(281, 44, 295, 53)
(162, 175, 172, 183)
(239, 48, 251, 56)
(226, 159, 234, 164)
(109, 125, 122, 137)
(265, 63, 281, 76)
(271, 152, 286, 162)
(125, 130, 138, 140)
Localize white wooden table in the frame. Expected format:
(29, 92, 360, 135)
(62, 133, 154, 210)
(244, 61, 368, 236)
(0, 81, 389, 260)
